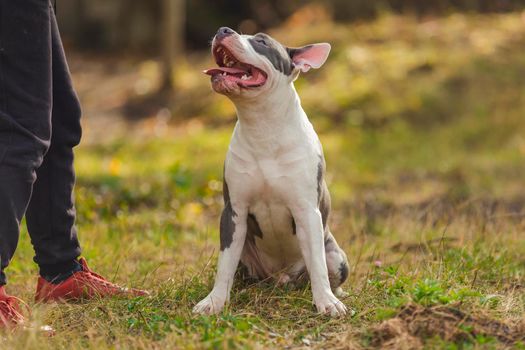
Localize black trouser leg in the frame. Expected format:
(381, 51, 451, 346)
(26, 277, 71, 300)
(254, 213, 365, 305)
(0, 1, 82, 285)
(26, 8, 82, 278)
(0, 0, 53, 286)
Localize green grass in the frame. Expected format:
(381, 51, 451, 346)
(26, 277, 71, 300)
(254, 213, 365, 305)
(3, 12, 525, 349)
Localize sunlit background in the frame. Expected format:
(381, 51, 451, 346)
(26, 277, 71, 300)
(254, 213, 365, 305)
(52, 0, 525, 204)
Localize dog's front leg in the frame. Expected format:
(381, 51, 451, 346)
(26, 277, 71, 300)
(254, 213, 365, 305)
(193, 204, 248, 315)
(293, 206, 347, 317)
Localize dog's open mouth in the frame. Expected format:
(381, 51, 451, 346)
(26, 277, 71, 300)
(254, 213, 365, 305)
(204, 45, 267, 88)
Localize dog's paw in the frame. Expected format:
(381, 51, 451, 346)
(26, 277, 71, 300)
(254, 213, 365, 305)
(193, 293, 226, 315)
(314, 292, 347, 317)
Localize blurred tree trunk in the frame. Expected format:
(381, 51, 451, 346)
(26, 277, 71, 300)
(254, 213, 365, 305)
(161, 0, 185, 93)
(73, 0, 87, 42)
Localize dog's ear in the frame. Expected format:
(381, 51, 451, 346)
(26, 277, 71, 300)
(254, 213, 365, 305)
(288, 43, 331, 73)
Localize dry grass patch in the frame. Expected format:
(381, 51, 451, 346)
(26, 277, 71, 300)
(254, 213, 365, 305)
(369, 303, 525, 349)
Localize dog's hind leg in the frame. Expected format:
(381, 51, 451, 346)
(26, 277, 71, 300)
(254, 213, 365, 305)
(324, 230, 349, 297)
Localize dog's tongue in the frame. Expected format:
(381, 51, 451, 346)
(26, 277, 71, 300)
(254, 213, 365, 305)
(239, 69, 266, 87)
(203, 67, 246, 76)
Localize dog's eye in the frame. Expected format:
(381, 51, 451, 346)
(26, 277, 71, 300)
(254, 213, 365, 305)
(256, 38, 268, 46)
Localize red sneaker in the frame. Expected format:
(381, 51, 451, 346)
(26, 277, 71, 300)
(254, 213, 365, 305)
(35, 258, 149, 302)
(0, 286, 24, 328)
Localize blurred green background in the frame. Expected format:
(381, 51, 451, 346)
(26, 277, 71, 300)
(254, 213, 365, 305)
(54, 0, 525, 207)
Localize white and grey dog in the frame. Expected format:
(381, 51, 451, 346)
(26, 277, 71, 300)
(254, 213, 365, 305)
(193, 27, 349, 316)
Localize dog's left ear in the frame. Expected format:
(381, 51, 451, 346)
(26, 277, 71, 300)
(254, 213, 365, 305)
(288, 43, 331, 73)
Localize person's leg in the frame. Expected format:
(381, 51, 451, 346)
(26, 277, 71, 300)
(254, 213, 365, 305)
(0, 0, 53, 286)
(25, 5, 83, 284)
(24, 6, 149, 302)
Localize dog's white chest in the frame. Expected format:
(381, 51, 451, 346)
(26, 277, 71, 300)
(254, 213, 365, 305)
(223, 115, 322, 271)
(229, 150, 314, 267)
(247, 162, 303, 267)
(252, 158, 293, 198)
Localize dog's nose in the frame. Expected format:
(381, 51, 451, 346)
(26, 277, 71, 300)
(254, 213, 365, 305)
(216, 27, 235, 40)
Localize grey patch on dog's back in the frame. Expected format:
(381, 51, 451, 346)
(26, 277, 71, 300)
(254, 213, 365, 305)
(339, 261, 349, 284)
(220, 180, 237, 251)
(316, 155, 331, 229)
(248, 33, 294, 75)
(319, 181, 331, 230)
(317, 159, 323, 203)
(247, 213, 263, 239)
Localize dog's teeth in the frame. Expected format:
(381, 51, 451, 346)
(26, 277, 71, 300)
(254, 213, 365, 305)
(241, 74, 249, 80)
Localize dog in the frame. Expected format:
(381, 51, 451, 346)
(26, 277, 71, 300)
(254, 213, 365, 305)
(193, 27, 349, 317)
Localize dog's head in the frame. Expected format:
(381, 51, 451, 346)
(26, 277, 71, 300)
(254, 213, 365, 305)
(204, 27, 331, 99)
